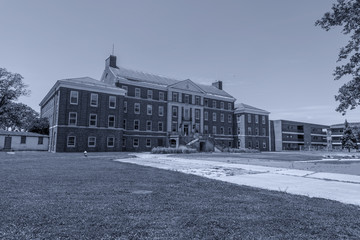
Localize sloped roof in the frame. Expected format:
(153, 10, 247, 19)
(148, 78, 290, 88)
(59, 77, 119, 90)
(235, 103, 270, 115)
(0, 130, 48, 137)
(110, 67, 234, 98)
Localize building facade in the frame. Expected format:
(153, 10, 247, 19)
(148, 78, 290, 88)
(328, 122, 360, 150)
(234, 103, 270, 151)
(0, 130, 49, 151)
(270, 120, 329, 151)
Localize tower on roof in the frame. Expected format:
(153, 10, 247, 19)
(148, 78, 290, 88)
(105, 55, 118, 69)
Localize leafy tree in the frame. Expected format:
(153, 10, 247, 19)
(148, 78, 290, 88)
(0, 68, 30, 108)
(341, 120, 357, 152)
(315, 0, 360, 115)
(28, 117, 49, 135)
(0, 102, 39, 131)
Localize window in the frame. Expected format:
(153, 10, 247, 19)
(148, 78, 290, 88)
(248, 141, 252, 148)
(122, 138, 126, 147)
(69, 112, 77, 125)
(135, 88, 141, 98)
(146, 139, 151, 147)
(172, 92, 178, 102)
(237, 115, 241, 122)
(147, 90, 153, 99)
(263, 142, 267, 149)
(159, 106, 164, 116)
(204, 125, 208, 134)
(171, 121, 177, 132)
(147, 104, 152, 115)
(204, 99, 208, 107)
(220, 113, 224, 122)
(123, 101, 127, 113)
(228, 103, 232, 110)
(107, 137, 114, 147)
(108, 115, 115, 128)
(220, 127, 224, 135)
(21, 136, 26, 144)
(122, 86, 128, 96)
(213, 100, 216, 108)
(204, 111, 208, 121)
(158, 122, 163, 131)
(195, 109, 200, 120)
(248, 127, 252, 135)
(220, 102, 224, 109)
(89, 114, 97, 127)
(262, 116, 266, 124)
(134, 120, 140, 130)
(255, 127, 259, 135)
(213, 113, 216, 121)
(146, 120, 152, 131)
(172, 106, 178, 117)
(212, 126, 217, 134)
(109, 96, 116, 108)
(159, 92, 164, 101)
(248, 114, 251, 123)
(134, 103, 140, 114)
(195, 123, 200, 133)
(256, 141, 259, 148)
(195, 96, 200, 105)
(184, 95, 190, 104)
(123, 119, 126, 129)
(70, 91, 78, 105)
(67, 136, 76, 147)
(255, 115, 259, 124)
(228, 127, 232, 135)
(38, 137, 43, 145)
(90, 93, 98, 107)
(228, 114, 232, 123)
(88, 137, 96, 147)
(133, 138, 139, 147)
(263, 127, 266, 136)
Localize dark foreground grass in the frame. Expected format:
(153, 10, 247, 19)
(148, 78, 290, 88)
(1, 152, 360, 239)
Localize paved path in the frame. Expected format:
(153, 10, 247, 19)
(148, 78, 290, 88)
(115, 153, 360, 206)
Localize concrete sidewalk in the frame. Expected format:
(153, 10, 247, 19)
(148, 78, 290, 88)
(115, 153, 360, 206)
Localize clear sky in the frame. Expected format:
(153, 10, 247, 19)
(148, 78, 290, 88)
(1, 0, 359, 125)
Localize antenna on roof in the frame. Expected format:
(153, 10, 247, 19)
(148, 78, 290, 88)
(112, 44, 115, 55)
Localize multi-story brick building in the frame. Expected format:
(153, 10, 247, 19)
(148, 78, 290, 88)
(100, 55, 236, 151)
(40, 77, 126, 152)
(270, 120, 329, 151)
(234, 103, 270, 151)
(40, 55, 239, 152)
(328, 122, 360, 150)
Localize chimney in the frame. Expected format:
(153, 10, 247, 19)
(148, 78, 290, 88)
(212, 80, 223, 90)
(105, 55, 118, 68)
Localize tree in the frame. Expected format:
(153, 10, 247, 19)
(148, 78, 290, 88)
(341, 120, 357, 152)
(0, 68, 30, 108)
(28, 117, 49, 135)
(0, 102, 39, 131)
(315, 0, 360, 115)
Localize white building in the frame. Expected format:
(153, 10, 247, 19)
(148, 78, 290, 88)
(0, 130, 49, 151)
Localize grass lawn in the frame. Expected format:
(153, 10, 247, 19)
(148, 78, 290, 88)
(1, 152, 360, 239)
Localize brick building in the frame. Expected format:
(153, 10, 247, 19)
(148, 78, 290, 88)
(100, 55, 236, 151)
(40, 55, 239, 152)
(270, 120, 329, 151)
(234, 103, 270, 151)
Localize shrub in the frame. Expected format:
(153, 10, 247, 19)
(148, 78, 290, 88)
(151, 147, 197, 154)
(222, 147, 260, 153)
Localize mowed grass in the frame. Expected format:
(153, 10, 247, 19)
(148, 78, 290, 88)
(1, 152, 360, 239)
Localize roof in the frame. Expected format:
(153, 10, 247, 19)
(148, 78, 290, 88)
(40, 77, 126, 106)
(110, 66, 234, 99)
(235, 103, 270, 115)
(0, 130, 49, 137)
(330, 122, 360, 128)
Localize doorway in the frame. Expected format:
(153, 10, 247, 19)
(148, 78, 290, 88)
(184, 124, 189, 136)
(4, 136, 12, 150)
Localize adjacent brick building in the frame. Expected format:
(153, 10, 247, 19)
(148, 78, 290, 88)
(234, 103, 270, 151)
(328, 122, 360, 150)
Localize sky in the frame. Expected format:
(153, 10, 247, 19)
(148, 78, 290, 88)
(0, 0, 359, 125)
